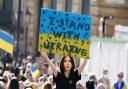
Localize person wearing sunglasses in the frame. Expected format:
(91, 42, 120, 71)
(112, 72, 127, 89)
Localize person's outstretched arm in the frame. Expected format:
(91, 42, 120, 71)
(41, 51, 58, 77)
(78, 59, 87, 75)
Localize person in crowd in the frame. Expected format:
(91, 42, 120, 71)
(24, 69, 33, 84)
(0, 53, 3, 62)
(41, 51, 87, 89)
(76, 82, 84, 89)
(8, 77, 19, 89)
(0, 62, 4, 76)
(97, 68, 110, 89)
(111, 72, 127, 89)
(25, 85, 33, 89)
(19, 81, 25, 89)
(0, 81, 6, 89)
(35, 56, 50, 78)
(29, 82, 37, 89)
(21, 58, 29, 75)
(0, 76, 8, 88)
(13, 67, 20, 79)
(38, 76, 47, 89)
(26, 62, 32, 71)
(42, 63, 49, 75)
(86, 74, 97, 89)
(42, 81, 52, 89)
(97, 83, 106, 89)
(3, 53, 13, 66)
(26, 55, 33, 63)
(47, 75, 54, 86)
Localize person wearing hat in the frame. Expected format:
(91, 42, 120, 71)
(86, 74, 97, 89)
(112, 72, 127, 89)
(97, 68, 110, 89)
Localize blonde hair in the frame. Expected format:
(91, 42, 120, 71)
(42, 81, 52, 89)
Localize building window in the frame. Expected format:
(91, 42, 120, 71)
(105, 0, 124, 4)
(57, 0, 65, 11)
(51, 0, 57, 9)
(43, 0, 51, 8)
(82, 0, 90, 15)
(91, 0, 97, 3)
(0, 0, 3, 10)
(72, 0, 82, 13)
(65, 0, 72, 12)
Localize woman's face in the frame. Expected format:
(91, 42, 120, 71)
(64, 57, 72, 72)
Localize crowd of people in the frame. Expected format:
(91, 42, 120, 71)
(0, 51, 127, 89)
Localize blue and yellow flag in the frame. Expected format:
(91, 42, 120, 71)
(31, 66, 40, 78)
(0, 29, 14, 54)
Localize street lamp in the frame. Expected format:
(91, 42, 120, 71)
(99, 16, 113, 37)
(16, 0, 21, 61)
(25, 8, 32, 57)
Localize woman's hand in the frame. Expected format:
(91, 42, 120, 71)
(83, 58, 87, 65)
(41, 50, 49, 60)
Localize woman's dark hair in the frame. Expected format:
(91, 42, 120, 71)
(8, 78, 19, 89)
(60, 56, 75, 74)
(60, 56, 75, 84)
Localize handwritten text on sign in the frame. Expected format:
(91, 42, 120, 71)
(38, 8, 91, 58)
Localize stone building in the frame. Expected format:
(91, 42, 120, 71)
(90, 0, 128, 36)
(0, 0, 128, 58)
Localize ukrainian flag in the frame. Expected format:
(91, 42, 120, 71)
(31, 66, 40, 78)
(0, 29, 14, 54)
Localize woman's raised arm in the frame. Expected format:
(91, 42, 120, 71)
(78, 59, 87, 75)
(41, 51, 58, 77)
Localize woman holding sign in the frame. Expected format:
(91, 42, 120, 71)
(41, 51, 87, 89)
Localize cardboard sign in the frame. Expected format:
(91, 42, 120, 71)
(38, 8, 91, 58)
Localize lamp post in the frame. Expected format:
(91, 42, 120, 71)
(16, 0, 21, 60)
(100, 16, 113, 37)
(25, 8, 32, 57)
(36, 0, 43, 56)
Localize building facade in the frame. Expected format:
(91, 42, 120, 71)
(90, 0, 128, 36)
(0, 0, 128, 58)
